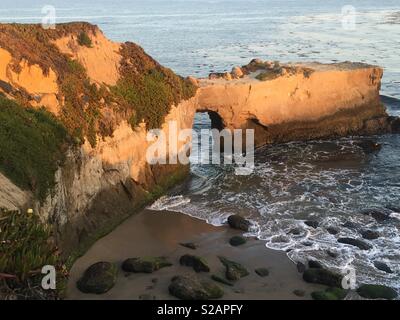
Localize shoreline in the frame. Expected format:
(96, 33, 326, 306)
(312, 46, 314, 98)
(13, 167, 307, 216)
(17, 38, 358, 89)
(67, 209, 324, 300)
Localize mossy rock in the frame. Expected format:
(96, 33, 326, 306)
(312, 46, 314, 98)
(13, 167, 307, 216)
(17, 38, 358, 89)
(218, 256, 249, 281)
(179, 254, 210, 273)
(229, 236, 247, 247)
(211, 275, 234, 286)
(169, 276, 224, 300)
(311, 287, 348, 300)
(357, 284, 398, 300)
(77, 262, 117, 294)
(303, 268, 342, 288)
(122, 257, 172, 273)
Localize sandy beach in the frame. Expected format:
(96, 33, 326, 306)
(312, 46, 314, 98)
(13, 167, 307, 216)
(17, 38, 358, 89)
(67, 209, 323, 300)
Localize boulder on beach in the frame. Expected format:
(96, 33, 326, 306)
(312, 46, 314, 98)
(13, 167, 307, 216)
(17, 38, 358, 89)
(311, 287, 348, 300)
(229, 235, 247, 246)
(338, 238, 372, 250)
(293, 289, 306, 297)
(227, 215, 251, 231)
(179, 254, 210, 272)
(303, 268, 342, 287)
(122, 257, 172, 273)
(77, 262, 117, 294)
(169, 276, 224, 300)
(357, 284, 398, 300)
(218, 256, 249, 281)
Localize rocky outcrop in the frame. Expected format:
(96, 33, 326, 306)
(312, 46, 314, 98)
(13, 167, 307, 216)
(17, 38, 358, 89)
(198, 61, 392, 147)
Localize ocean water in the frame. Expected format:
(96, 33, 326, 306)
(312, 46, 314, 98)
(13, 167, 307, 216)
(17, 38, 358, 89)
(1, 0, 400, 292)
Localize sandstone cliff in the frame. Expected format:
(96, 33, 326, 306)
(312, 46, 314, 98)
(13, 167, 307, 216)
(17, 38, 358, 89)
(0, 23, 396, 254)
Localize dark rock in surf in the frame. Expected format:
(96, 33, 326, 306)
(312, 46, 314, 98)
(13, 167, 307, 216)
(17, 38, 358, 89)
(122, 257, 172, 273)
(361, 209, 391, 222)
(356, 140, 382, 154)
(77, 262, 117, 294)
(308, 260, 323, 269)
(361, 229, 380, 240)
(326, 227, 339, 235)
(342, 220, 361, 230)
(180, 254, 210, 273)
(357, 284, 398, 300)
(304, 220, 319, 229)
(338, 238, 372, 250)
(388, 116, 400, 133)
(303, 268, 342, 287)
(169, 276, 224, 300)
(373, 261, 393, 274)
(227, 215, 251, 231)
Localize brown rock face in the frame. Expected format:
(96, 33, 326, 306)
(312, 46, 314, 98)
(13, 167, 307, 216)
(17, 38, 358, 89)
(197, 61, 391, 147)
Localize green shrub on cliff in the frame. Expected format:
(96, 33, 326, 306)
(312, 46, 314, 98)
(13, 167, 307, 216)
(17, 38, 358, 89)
(0, 209, 57, 280)
(112, 42, 197, 130)
(77, 31, 92, 47)
(0, 95, 69, 201)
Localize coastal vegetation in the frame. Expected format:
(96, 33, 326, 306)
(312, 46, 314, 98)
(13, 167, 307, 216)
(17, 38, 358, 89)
(0, 209, 66, 299)
(0, 94, 69, 201)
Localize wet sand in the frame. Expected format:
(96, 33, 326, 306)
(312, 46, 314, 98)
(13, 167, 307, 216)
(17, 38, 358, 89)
(67, 209, 323, 300)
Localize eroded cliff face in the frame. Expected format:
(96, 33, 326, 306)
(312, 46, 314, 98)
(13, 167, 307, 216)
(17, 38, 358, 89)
(0, 23, 196, 253)
(0, 23, 396, 254)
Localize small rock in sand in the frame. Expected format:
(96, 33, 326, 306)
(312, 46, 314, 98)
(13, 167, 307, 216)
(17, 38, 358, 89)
(180, 254, 210, 273)
(169, 276, 224, 300)
(229, 235, 247, 247)
(179, 242, 197, 250)
(218, 256, 249, 281)
(255, 268, 270, 277)
(293, 289, 306, 297)
(122, 257, 172, 273)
